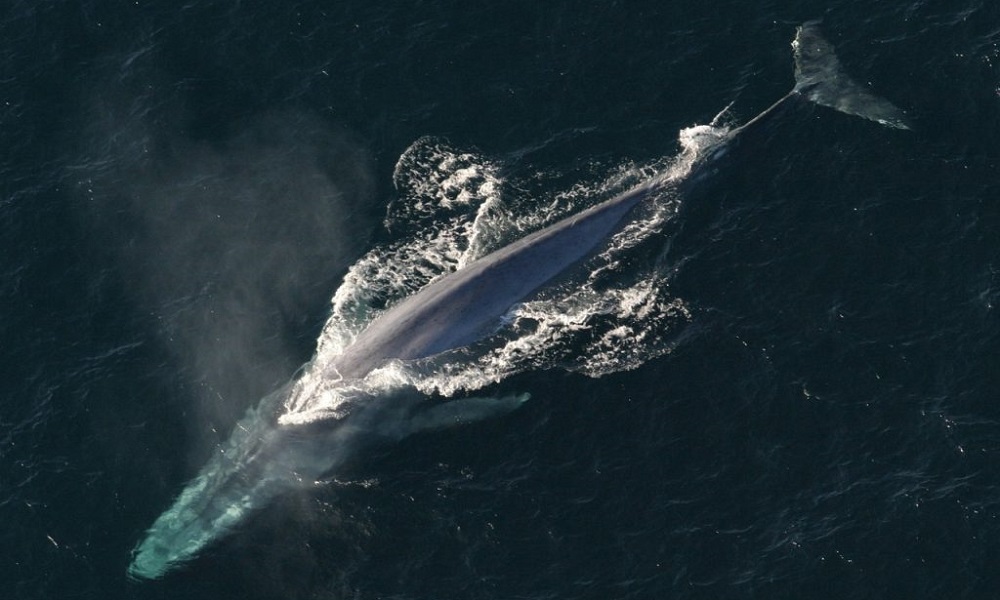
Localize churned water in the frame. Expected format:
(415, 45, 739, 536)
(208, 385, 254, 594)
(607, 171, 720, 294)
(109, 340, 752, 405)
(2, 1, 998, 598)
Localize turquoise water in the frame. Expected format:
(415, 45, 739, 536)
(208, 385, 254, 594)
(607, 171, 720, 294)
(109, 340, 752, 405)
(2, 1, 998, 598)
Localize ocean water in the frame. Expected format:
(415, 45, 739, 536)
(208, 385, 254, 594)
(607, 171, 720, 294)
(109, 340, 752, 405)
(2, 1, 999, 598)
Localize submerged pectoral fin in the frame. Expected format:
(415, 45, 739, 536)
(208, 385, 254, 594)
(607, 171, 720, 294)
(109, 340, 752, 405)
(792, 21, 911, 130)
(407, 393, 530, 433)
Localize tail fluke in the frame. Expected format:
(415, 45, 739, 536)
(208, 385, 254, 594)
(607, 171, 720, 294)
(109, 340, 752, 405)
(792, 21, 910, 130)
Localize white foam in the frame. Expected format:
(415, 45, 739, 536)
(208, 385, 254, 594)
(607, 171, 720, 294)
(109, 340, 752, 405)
(281, 124, 727, 422)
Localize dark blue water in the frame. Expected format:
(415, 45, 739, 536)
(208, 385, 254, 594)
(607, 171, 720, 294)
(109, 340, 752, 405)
(3, 1, 999, 598)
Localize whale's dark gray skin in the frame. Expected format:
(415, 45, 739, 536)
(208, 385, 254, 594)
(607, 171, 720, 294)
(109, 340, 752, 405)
(127, 22, 909, 581)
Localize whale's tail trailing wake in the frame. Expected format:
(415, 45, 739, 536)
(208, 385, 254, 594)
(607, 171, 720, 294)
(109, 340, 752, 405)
(792, 21, 910, 129)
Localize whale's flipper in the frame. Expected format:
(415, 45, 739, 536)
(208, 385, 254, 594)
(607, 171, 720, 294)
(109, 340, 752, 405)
(792, 22, 910, 129)
(407, 393, 530, 433)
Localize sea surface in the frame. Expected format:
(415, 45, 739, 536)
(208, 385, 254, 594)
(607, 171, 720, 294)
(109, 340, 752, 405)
(2, 1, 999, 598)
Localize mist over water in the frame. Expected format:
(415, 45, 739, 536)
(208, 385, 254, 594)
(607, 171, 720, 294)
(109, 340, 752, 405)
(2, 1, 999, 599)
(72, 61, 378, 438)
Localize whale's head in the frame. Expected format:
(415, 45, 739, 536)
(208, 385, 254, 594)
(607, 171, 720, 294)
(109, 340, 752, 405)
(127, 383, 524, 579)
(127, 400, 349, 580)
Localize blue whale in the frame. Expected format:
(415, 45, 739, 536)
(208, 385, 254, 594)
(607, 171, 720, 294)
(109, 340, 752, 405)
(127, 23, 908, 580)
